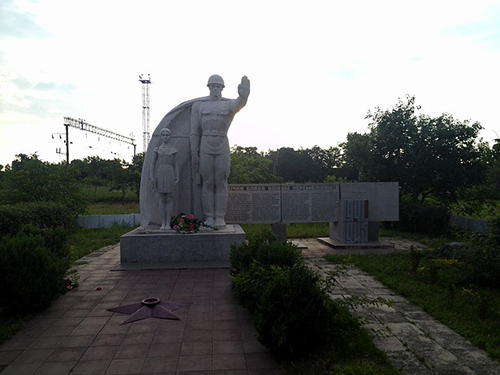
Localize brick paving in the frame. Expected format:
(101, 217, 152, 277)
(302, 238, 500, 375)
(0, 244, 283, 375)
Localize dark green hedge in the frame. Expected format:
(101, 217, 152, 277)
(0, 201, 77, 237)
(230, 230, 339, 360)
(395, 201, 451, 236)
(0, 230, 71, 312)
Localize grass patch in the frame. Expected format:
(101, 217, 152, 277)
(240, 223, 329, 239)
(287, 222, 329, 238)
(325, 251, 500, 361)
(283, 310, 398, 375)
(67, 225, 133, 262)
(0, 311, 37, 346)
(83, 185, 138, 204)
(379, 226, 460, 248)
(240, 223, 270, 237)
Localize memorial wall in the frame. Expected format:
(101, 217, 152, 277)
(226, 182, 399, 224)
(340, 182, 399, 221)
(226, 183, 340, 223)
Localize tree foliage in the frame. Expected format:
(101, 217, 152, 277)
(229, 146, 281, 184)
(0, 153, 86, 215)
(340, 96, 486, 206)
(266, 146, 341, 183)
(455, 138, 500, 216)
(68, 154, 144, 201)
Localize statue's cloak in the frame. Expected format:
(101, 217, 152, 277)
(139, 96, 229, 229)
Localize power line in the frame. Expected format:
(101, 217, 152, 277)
(61, 117, 137, 164)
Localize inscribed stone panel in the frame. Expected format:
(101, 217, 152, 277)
(282, 183, 339, 223)
(226, 184, 281, 223)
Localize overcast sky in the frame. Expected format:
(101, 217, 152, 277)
(1, 0, 499, 166)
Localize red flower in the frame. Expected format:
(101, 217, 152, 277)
(186, 214, 195, 220)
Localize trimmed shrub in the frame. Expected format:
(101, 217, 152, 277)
(231, 231, 339, 359)
(17, 224, 70, 259)
(254, 263, 338, 360)
(0, 232, 71, 312)
(230, 229, 301, 276)
(465, 243, 500, 287)
(232, 260, 275, 314)
(0, 201, 77, 237)
(230, 229, 277, 274)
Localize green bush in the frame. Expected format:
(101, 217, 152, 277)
(434, 227, 500, 288)
(396, 201, 451, 236)
(18, 224, 70, 259)
(465, 244, 500, 287)
(230, 229, 301, 275)
(0, 232, 71, 312)
(0, 154, 87, 215)
(232, 260, 275, 314)
(0, 202, 77, 237)
(254, 263, 338, 360)
(230, 229, 277, 274)
(231, 231, 339, 360)
(489, 217, 500, 246)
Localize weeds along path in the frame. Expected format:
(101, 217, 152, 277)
(305, 253, 500, 375)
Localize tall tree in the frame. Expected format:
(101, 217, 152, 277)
(229, 146, 281, 184)
(342, 96, 485, 205)
(266, 147, 339, 183)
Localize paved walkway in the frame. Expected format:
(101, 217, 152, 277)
(0, 245, 283, 375)
(2, 239, 499, 375)
(302, 238, 500, 375)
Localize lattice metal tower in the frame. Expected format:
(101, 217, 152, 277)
(139, 74, 152, 152)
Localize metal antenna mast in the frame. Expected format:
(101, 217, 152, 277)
(139, 74, 152, 152)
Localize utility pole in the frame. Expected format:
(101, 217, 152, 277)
(65, 123, 69, 164)
(139, 74, 152, 153)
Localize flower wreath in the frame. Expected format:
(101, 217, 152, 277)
(170, 214, 219, 234)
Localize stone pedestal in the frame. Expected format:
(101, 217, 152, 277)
(118, 224, 245, 269)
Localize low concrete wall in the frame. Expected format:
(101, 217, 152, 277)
(450, 215, 489, 234)
(77, 213, 491, 235)
(78, 214, 141, 229)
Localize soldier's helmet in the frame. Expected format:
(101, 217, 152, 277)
(207, 74, 225, 88)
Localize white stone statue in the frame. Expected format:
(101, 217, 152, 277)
(189, 75, 250, 228)
(149, 128, 179, 230)
(139, 75, 249, 230)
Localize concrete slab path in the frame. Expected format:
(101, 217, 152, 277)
(302, 238, 500, 375)
(2, 238, 499, 375)
(0, 244, 283, 375)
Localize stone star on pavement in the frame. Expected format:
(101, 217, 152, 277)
(109, 298, 191, 325)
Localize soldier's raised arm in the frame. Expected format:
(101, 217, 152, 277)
(231, 76, 250, 113)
